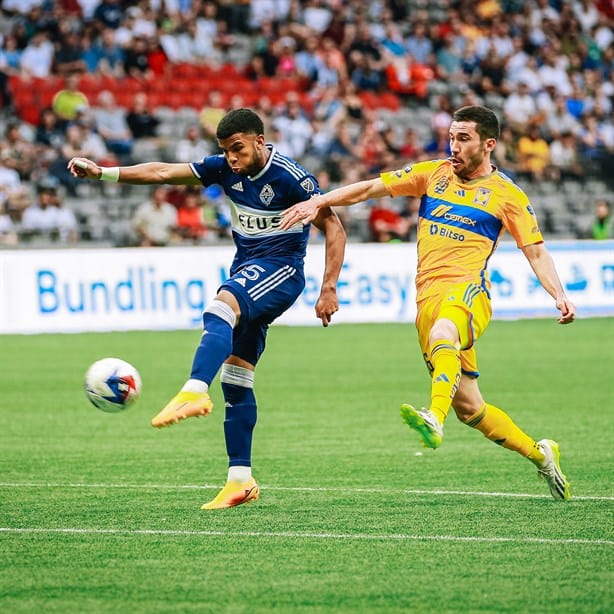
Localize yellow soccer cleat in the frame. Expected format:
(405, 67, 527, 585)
(537, 439, 572, 501)
(400, 404, 444, 449)
(151, 390, 213, 428)
(201, 478, 260, 510)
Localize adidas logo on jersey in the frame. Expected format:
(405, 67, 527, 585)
(232, 182, 243, 191)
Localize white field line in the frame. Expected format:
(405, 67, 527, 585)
(0, 481, 612, 501)
(0, 526, 612, 546)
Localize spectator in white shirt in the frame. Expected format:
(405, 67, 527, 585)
(503, 81, 538, 134)
(175, 125, 213, 163)
(271, 98, 314, 159)
(132, 185, 178, 246)
(538, 47, 572, 96)
(21, 178, 78, 242)
(19, 29, 54, 79)
(572, 0, 599, 33)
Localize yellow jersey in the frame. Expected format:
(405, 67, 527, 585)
(381, 159, 543, 301)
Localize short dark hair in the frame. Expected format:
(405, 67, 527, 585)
(452, 105, 500, 141)
(216, 108, 264, 140)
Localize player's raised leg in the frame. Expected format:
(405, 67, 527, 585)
(457, 380, 571, 500)
(400, 404, 443, 449)
(401, 336, 460, 448)
(468, 406, 571, 499)
(151, 298, 236, 427)
(201, 363, 259, 509)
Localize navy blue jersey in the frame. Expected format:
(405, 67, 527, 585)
(190, 145, 319, 272)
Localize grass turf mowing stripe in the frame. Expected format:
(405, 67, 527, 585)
(1, 527, 612, 546)
(1, 482, 612, 501)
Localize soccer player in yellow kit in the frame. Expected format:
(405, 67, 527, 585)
(281, 105, 575, 500)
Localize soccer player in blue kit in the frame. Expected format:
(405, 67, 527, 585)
(68, 108, 346, 509)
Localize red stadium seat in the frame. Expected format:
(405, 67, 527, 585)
(358, 91, 379, 110)
(158, 91, 184, 110)
(18, 104, 42, 125)
(379, 92, 401, 111)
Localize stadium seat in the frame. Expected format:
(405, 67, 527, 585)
(379, 92, 401, 111)
(18, 104, 41, 125)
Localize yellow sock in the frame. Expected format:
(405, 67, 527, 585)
(464, 403, 544, 464)
(429, 339, 461, 424)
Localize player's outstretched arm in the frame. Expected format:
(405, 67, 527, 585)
(311, 207, 346, 327)
(67, 157, 201, 186)
(521, 243, 576, 324)
(280, 177, 388, 230)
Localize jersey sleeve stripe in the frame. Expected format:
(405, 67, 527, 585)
(272, 155, 304, 180)
(188, 162, 201, 178)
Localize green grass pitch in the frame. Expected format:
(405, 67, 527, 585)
(1, 319, 613, 613)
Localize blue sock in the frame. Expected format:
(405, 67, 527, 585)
(190, 312, 233, 384)
(222, 382, 257, 467)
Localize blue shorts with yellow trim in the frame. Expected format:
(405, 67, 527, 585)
(416, 281, 492, 378)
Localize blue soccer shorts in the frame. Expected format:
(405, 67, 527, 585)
(219, 257, 305, 366)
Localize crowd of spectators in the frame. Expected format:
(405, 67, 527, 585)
(0, 0, 613, 247)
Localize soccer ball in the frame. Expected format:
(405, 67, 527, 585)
(84, 357, 142, 413)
